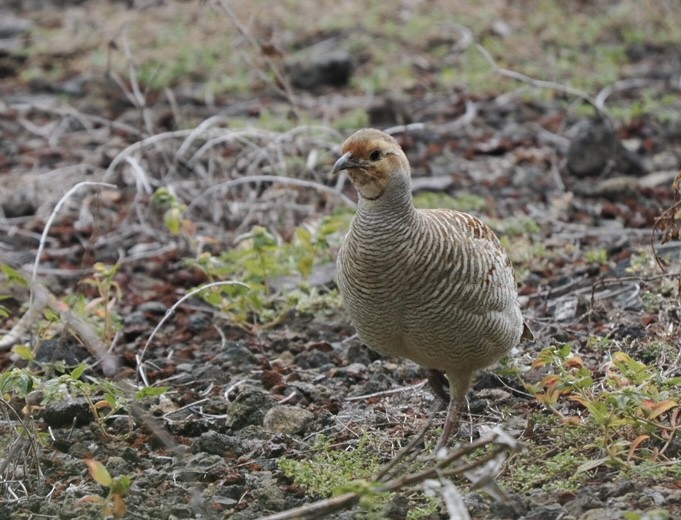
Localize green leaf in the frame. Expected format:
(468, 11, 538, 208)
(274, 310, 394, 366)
(43, 308, 60, 322)
(252, 226, 276, 249)
(70, 363, 87, 380)
(164, 207, 183, 236)
(104, 391, 118, 409)
(0, 263, 29, 287)
(11, 344, 34, 362)
(297, 256, 313, 278)
(558, 344, 572, 358)
(85, 459, 113, 487)
(295, 226, 312, 247)
(151, 187, 176, 207)
(576, 457, 609, 473)
(135, 386, 169, 400)
(110, 475, 132, 496)
(1, 370, 35, 395)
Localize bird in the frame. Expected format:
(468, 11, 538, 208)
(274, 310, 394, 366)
(333, 128, 533, 450)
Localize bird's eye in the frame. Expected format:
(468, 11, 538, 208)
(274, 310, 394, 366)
(369, 150, 381, 161)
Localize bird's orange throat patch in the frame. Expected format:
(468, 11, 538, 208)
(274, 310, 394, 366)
(348, 169, 391, 200)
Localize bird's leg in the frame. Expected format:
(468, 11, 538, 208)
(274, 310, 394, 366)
(436, 397, 462, 451)
(435, 371, 473, 451)
(427, 369, 450, 404)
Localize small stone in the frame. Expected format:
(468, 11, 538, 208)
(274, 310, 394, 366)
(40, 398, 94, 428)
(124, 311, 148, 327)
(579, 508, 610, 520)
(287, 47, 353, 90)
(295, 349, 331, 369)
(191, 431, 246, 456)
(0, 16, 32, 39)
(566, 119, 643, 177)
(526, 503, 564, 520)
(188, 312, 210, 332)
(137, 301, 168, 314)
(222, 342, 257, 366)
(651, 151, 679, 171)
(225, 385, 275, 430)
(263, 405, 314, 435)
(339, 362, 366, 376)
(105, 456, 129, 474)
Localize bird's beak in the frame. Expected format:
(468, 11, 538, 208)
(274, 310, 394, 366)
(331, 152, 357, 175)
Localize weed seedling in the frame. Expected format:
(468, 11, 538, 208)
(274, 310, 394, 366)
(81, 458, 132, 518)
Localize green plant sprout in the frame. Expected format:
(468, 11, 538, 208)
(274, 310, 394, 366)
(151, 187, 190, 237)
(81, 458, 133, 518)
(82, 262, 123, 344)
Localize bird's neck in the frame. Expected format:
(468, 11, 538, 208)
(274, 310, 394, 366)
(356, 177, 416, 225)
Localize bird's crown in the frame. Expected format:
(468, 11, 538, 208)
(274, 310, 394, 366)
(341, 128, 402, 160)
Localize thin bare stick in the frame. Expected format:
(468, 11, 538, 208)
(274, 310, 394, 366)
(594, 78, 657, 112)
(476, 44, 610, 121)
(345, 381, 427, 401)
(439, 100, 477, 134)
(137, 280, 249, 383)
(175, 115, 231, 158)
(30, 181, 117, 304)
(383, 122, 426, 135)
(104, 129, 204, 180)
(188, 128, 273, 164)
(124, 156, 154, 195)
(375, 401, 439, 482)
(261, 492, 360, 520)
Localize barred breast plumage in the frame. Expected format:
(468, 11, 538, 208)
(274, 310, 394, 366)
(333, 128, 532, 449)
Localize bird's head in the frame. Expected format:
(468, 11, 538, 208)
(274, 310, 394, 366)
(332, 128, 411, 202)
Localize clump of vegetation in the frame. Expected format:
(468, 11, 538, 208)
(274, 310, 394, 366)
(502, 413, 591, 492)
(279, 435, 440, 519)
(279, 435, 384, 500)
(530, 343, 681, 473)
(187, 212, 351, 326)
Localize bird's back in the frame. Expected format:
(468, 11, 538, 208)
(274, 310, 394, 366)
(337, 207, 524, 373)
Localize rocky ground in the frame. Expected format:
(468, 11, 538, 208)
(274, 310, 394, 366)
(1, 1, 681, 519)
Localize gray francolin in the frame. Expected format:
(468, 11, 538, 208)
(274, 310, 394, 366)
(333, 128, 533, 449)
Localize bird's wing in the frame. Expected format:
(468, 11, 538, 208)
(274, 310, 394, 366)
(420, 209, 518, 310)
